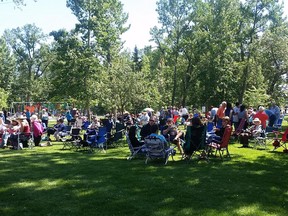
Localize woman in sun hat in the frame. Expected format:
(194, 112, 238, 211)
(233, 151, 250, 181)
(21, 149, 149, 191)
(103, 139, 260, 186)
(253, 106, 269, 129)
(239, 117, 263, 147)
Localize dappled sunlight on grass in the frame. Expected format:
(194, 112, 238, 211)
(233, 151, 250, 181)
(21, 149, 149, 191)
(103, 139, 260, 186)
(234, 204, 278, 216)
(187, 178, 200, 186)
(161, 197, 175, 204)
(0, 136, 288, 215)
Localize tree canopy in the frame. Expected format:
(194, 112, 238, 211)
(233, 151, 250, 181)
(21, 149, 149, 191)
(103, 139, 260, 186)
(0, 0, 288, 113)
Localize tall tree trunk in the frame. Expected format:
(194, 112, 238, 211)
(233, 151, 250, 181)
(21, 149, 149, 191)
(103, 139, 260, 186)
(172, 54, 178, 106)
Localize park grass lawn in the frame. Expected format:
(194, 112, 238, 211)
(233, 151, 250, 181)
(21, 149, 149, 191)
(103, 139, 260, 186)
(0, 130, 288, 216)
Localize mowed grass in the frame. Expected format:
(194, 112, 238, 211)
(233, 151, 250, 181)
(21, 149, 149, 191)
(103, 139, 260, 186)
(0, 127, 288, 216)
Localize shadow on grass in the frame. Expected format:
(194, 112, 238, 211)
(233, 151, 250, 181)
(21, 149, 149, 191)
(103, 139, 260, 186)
(0, 143, 287, 216)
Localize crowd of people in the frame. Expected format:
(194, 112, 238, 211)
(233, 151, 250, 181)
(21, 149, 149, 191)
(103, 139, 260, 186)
(125, 101, 284, 157)
(0, 101, 284, 153)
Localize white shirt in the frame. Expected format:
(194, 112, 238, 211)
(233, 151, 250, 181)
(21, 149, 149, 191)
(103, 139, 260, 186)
(180, 107, 188, 116)
(232, 106, 240, 122)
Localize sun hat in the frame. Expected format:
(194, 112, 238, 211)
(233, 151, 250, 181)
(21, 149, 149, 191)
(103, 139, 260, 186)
(30, 114, 38, 121)
(222, 116, 230, 121)
(253, 118, 261, 124)
(16, 115, 27, 120)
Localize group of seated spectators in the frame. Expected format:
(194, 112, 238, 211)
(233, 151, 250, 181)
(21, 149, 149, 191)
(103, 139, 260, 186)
(1, 101, 284, 153)
(126, 101, 284, 158)
(0, 114, 44, 149)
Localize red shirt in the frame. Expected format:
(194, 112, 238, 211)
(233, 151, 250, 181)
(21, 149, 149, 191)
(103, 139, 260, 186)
(253, 111, 269, 129)
(217, 106, 226, 119)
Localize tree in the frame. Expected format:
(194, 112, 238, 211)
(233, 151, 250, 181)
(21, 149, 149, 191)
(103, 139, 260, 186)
(3, 24, 50, 102)
(153, 0, 193, 106)
(236, 0, 284, 103)
(65, 0, 130, 117)
(49, 29, 100, 109)
(0, 36, 15, 93)
(66, 0, 129, 65)
(0, 0, 37, 6)
(0, 88, 9, 110)
(131, 46, 142, 72)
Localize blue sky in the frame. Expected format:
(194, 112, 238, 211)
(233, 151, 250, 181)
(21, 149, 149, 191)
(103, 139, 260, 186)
(0, 0, 287, 50)
(0, 0, 158, 50)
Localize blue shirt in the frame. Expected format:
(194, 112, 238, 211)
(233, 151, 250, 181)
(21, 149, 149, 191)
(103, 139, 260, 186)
(150, 133, 168, 144)
(264, 110, 274, 117)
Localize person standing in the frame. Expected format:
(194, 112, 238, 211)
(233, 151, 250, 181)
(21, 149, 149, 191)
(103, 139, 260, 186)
(25, 109, 31, 126)
(270, 102, 281, 126)
(41, 109, 49, 128)
(232, 102, 240, 130)
(30, 115, 44, 146)
(238, 104, 249, 130)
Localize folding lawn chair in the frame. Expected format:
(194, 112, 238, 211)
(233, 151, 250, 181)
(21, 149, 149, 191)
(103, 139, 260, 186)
(87, 127, 107, 153)
(275, 118, 284, 130)
(252, 130, 268, 150)
(114, 122, 125, 141)
(183, 125, 208, 161)
(144, 136, 176, 165)
(232, 118, 246, 137)
(272, 129, 288, 153)
(207, 125, 232, 160)
(17, 132, 34, 149)
(65, 128, 82, 150)
(207, 121, 214, 133)
(126, 133, 147, 160)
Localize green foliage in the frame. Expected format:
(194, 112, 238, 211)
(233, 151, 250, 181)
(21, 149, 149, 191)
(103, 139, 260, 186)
(3, 24, 49, 102)
(1, 0, 288, 111)
(0, 37, 15, 93)
(244, 86, 270, 107)
(0, 87, 9, 109)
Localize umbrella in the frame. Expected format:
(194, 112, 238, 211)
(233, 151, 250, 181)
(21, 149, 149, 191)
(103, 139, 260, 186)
(143, 108, 154, 112)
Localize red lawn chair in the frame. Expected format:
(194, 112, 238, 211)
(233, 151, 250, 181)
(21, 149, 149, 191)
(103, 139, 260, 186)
(207, 125, 232, 160)
(272, 129, 288, 153)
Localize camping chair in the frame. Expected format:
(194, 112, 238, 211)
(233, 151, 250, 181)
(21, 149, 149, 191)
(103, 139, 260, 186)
(275, 118, 284, 130)
(126, 133, 147, 160)
(59, 125, 72, 141)
(183, 125, 208, 161)
(207, 125, 232, 160)
(266, 118, 283, 134)
(16, 132, 34, 150)
(63, 128, 82, 150)
(82, 121, 90, 130)
(272, 129, 288, 152)
(207, 121, 214, 133)
(251, 130, 267, 149)
(144, 136, 176, 165)
(114, 122, 125, 141)
(88, 127, 107, 153)
(232, 118, 246, 139)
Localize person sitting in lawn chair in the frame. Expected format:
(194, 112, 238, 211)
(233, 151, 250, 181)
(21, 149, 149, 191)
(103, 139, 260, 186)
(207, 116, 231, 145)
(140, 116, 158, 139)
(7, 118, 21, 149)
(162, 118, 184, 156)
(53, 118, 67, 141)
(148, 124, 169, 149)
(17, 115, 31, 148)
(239, 118, 262, 147)
(128, 125, 144, 148)
(81, 123, 98, 148)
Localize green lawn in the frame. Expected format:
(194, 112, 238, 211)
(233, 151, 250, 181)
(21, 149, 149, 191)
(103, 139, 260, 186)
(0, 133, 288, 216)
